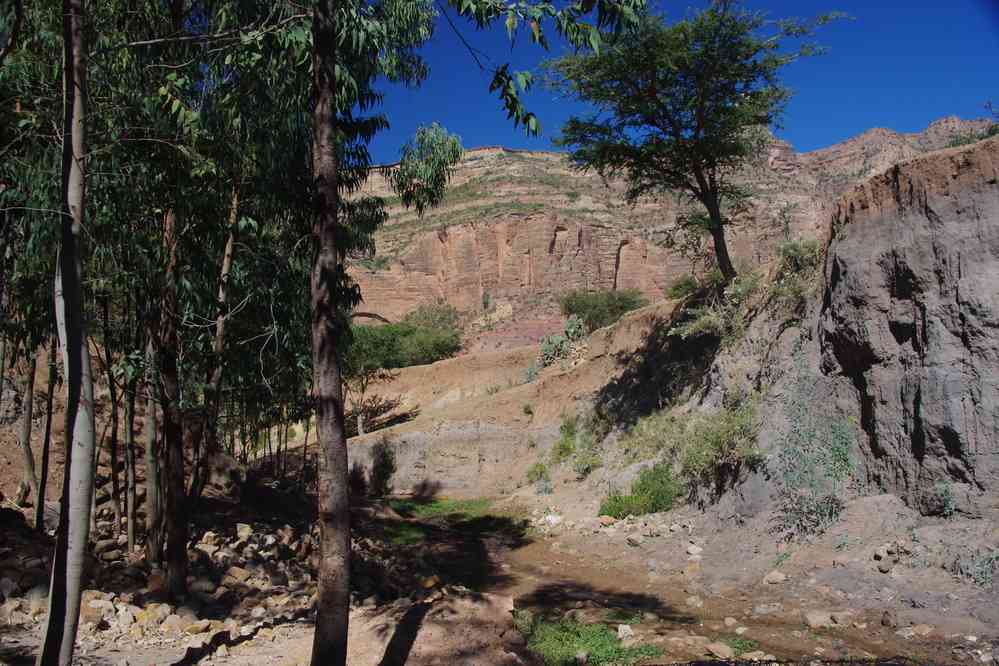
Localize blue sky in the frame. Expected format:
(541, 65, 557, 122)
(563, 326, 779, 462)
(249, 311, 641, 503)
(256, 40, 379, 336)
(367, 0, 999, 163)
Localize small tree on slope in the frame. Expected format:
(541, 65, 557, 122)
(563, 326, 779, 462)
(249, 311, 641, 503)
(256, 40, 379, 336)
(547, 0, 836, 282)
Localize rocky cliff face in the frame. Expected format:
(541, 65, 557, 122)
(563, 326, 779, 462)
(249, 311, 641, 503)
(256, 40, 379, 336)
(819, 136, 999, 511)
(353, 117, 991, 346)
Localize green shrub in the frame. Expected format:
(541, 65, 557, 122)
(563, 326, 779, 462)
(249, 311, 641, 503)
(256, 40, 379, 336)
(559, 289, 648, 333)
(723, 637, 760, 656)
(397, 326, 462, 366)
(539, 333, 571, 367)
(951, 549, 998, 589)
(770, 347, 856, 541)
(527, 462, 550, 484)
(524, 362, 539, 383)
(356, 255, 391, 272)
(523, 403, 534, 417)
(402, 300, 461, 334)
(486, 384, 501, 395)
(680, 402, 760, 481)
(771, 239, 824, 313)
(673, 272, 760, 343)
(617, 402, 760, 484)
(522, 617, 662, 666)
(564, 314, 586, 341)
(666, 274, 699, 299)
(551, 416, 578, 464)
(599, 463, 682, 518)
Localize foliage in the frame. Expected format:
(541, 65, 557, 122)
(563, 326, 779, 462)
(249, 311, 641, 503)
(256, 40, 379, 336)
(524, 362, 540, 383)
(551, 415, 578, 463)
(382, 522, 428, 546)
(723, 637, 760, 656)
(666, 274, 699, 300)
(527, 462, 550, 484)
(599, 462, 682, 518)
(391, 123, 464, 215)
(679, 402, 761, 482)
(402, 300, 461, 334)
(771, 239, 824, 313)
(519, 616, 663, 666)
(523, 403, 534, 417)
(926, 482, 956, 518)
(770, 347, 856, 541)
(950, 549, 999, 589)
(604, 609, 641, 625)
(539, 333, 571, 367)
(550, 410, 609, 478)
(558, 289, 647, 332)
(673, 272, 761, 343)
(388, 497, 491, 520)
(369, 438, 397, 498)
(563, 314, 587, 342)
(547, 3, 836, 279)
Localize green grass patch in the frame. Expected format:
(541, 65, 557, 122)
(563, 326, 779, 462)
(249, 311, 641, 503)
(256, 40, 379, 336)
(599, 463, 682, 518)
(388, 497, 492, 521)
(604, 609, 642, 625)
(559, 289, 648, 333)
(523, 618, 662, 666)
(381, 522, 428, 546)
(723, 637, 760, 656)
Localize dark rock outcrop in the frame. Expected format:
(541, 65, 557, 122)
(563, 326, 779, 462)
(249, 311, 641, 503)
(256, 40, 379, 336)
(819, 137, 999, 511)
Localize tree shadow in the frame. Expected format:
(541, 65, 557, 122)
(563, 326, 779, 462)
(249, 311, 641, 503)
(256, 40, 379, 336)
(0, 625, 35, 666)
(376, 601, 431, 666)
(515, 580, 695, 626)
(595, 312, 720, 429)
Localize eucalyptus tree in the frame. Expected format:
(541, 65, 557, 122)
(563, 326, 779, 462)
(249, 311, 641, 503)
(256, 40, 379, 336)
(547, 0, 833, 282)
(311, 2, 645, 662)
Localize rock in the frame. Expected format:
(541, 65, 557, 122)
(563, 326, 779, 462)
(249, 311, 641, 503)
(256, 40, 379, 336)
(236, 523, 253, 541)
(184, 619, 211, 635)
(723, 617, 737, 627)
(200, 530, 220, 546)
(574, 650, 588, 664)
(830, 611, 855, 625)
(912, 624, 934, 637)
(625, 536, 642, 547)
(742, 651, 767, 661)
(80, 600, 113, 625)
(224, 566, 252, 584)
(686, 543, 703, 556)
(616, 624, 634, 640)
(598, 515, 617, 527)
(0, 577, 18, 599)
(685, 596, 703, 609)
(160, 614, 186, 634)
(217, 644, 230, 658)
(881, 610, 898, 628)
(753, 602, 782, 616)
(190, 578, 217, 594)
(763, 570, 787, 585)
(250, 605, 266, 619)
(820, 137, 999, 510)
(99, 549, 123, 562)
(803, 610, 834, 629)
(735, 626, 748, 635)
(116, 607, 136, 628)
(26, 584, 48, 617)
(706, 642, 735, 659)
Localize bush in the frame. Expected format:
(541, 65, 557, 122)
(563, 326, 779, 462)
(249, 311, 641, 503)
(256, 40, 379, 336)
(523, 403, 534, 417)
(673, 272, 760, 343)
(524, 362, 540, 383)
(521, 617, 662, 666)
(771, 239, 824, 313)
(599, 463, 682, 518)
(551, 415, 578, 464)
(397, 325, 462, 366)
(666, 274, 699, 299)
(951, 549, 998, 589)
(563, 314, 586, 342)
(402, 300, 461, 333)
(680, 402, 760, 481)
(559, 289, 648, 333)
(539, 333, 571, 367)
(527, 462, 550, 484)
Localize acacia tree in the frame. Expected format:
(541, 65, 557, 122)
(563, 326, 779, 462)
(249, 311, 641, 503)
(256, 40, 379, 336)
(548, 0, 832, 282)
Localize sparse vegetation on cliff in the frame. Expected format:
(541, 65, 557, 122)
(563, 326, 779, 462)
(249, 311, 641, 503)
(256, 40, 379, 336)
(559, 289, 648, 332)
(600, 462, 683, 518)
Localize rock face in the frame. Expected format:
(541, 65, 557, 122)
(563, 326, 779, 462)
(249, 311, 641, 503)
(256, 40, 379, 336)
(819, 137, 999, 510)
(354, 217, 678, 322)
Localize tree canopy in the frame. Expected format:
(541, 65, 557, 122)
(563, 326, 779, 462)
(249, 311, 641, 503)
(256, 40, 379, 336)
(547, 0, 835, 281)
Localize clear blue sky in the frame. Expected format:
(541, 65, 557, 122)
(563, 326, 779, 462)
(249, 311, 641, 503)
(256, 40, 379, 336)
(368, 0, 999, 163)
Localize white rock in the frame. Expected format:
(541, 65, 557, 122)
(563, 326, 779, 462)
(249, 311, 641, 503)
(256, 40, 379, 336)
(616, 624, 634, 640)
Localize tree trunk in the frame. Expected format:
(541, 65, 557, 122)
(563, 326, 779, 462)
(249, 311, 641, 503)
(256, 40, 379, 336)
(311, 2, 350, 663)
(158, 207, 188, 602)
(703, 195, 736, 283)
(37, 1, 96, 661)
(192, 184, 240, 500)
(124, 381, 137, 552)
(36, 338, 57, 533)
(100, 298, 123, 534)
(143, 337, 163, 566)
(300, 413, 311, 491)
(15, 355, 38, 507)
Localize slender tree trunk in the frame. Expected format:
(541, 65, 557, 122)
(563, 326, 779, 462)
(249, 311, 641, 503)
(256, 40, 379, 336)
(38, 1, 96, 661)
(300, 413, 311, 491)
(143, 337, 163, 566)
(311, 2, 351, 663)
(124, 382, 137, 552)
(101, 299, 122, 534)
(158, 208, 188, 602)
(192, 184, 240, 500)
(36, 337, 57, 533)
(0, 335, 7, 419)
(702, 193, 736, 283)
(15, 355, 38, 506)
